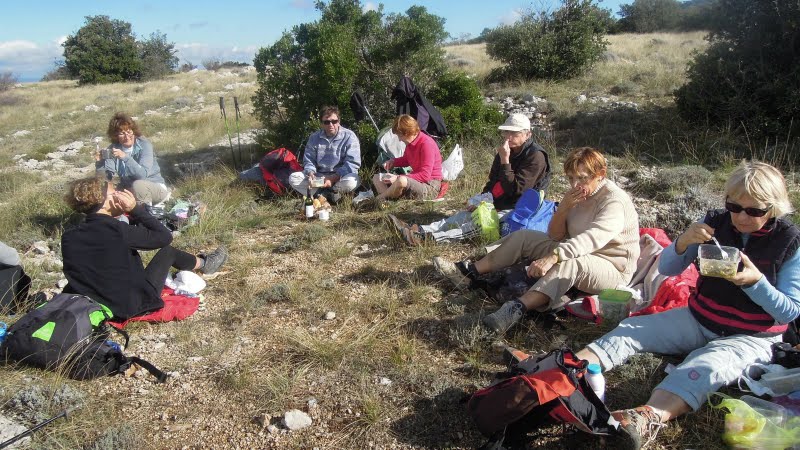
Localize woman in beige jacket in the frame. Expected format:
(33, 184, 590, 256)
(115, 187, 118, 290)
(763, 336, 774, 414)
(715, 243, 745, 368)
(434, 147, 640, 334)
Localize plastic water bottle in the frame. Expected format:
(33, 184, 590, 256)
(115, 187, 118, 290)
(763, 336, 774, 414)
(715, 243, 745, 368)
(586, 363, 606, 402)
(0, 322, 7, 345)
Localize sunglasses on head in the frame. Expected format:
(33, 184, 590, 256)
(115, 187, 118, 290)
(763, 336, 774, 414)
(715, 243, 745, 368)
(725, 201, 771, 217)
(322, 119, 339, 125)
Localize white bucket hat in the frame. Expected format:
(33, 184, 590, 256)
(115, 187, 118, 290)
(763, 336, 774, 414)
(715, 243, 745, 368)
(498, 113, 531, 132)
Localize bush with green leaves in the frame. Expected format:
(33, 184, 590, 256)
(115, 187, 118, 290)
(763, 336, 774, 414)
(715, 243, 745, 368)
(63, 15, 177, 84)
(252, 0, 450, 150)
(616, 0, 716, 33)
(675, 0, 800, 141)
(484, 0, 610, 81)
(427, 71, 503, 142)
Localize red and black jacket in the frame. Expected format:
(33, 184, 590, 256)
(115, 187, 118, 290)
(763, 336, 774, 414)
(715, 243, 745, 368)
(689, 209, 800, 337)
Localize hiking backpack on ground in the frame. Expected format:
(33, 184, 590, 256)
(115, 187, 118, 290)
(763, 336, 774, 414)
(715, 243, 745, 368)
(259, 148, 303, 196)
(467, 347, 619, 449)
(0, 293, 166, 381)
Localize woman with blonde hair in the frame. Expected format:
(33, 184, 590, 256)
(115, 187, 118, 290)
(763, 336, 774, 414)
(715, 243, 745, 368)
(571, 160, 800, 449)
(372, 114, 443, 203)
(435, 147, 640, 334)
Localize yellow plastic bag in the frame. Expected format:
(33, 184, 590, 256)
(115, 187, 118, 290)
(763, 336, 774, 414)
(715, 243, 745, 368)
(472, 201, 500, 243)
(710, 393, 800, 449)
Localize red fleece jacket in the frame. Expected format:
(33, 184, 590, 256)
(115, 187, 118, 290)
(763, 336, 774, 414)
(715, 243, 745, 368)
(392, 132, 442, 183)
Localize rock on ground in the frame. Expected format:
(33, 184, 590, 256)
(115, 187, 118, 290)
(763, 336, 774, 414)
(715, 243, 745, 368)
(283, 409, 312, 431)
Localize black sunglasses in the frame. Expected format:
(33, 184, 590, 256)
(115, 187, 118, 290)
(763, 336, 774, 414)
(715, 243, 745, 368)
(322, 119, 339, 125)
(725, 201, 771, 218)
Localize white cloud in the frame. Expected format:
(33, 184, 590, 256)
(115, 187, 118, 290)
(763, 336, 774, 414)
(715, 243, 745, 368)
(0, 39, 63, 79)
(363, 1, 378, 12)
(499, 8, 524, 25)
(175, 43, 259, 65)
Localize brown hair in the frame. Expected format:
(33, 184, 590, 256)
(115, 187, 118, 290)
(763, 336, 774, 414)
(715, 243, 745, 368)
(65, 177, 107, 214)
(318, 105, 340, 120)
(563, 147, 607, 178)
(106, 112, 142, 143)
(392, 114, 420, 138)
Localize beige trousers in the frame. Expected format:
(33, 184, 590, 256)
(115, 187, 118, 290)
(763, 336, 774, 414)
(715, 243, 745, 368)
(484, 230, 629, 311)
(132, 180, 169, 205)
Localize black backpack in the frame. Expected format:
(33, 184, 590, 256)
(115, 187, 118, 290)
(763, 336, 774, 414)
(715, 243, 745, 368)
(467, 348, 619, 449)
(0, 293, 166, 382)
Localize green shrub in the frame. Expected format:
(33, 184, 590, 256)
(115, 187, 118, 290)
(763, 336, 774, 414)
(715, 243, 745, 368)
(63, 16, 178, 85)
(617, 0, 682, 32)
(485, 0, 609, 81)
(427, 71, 503, 142)
(675, 0, 800, 142)
(252, 0, 449, 150)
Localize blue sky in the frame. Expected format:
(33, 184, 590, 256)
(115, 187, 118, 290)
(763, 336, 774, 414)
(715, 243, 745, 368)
(0, 0, 626, 82)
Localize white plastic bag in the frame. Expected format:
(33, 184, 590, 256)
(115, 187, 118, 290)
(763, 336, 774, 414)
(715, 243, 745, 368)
(441, 144, 464, 181)
(174, 270, 206, 294)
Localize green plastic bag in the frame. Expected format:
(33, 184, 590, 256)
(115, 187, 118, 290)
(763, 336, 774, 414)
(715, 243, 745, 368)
(710, 393, 800, 449)
(472, 201, 500, 243)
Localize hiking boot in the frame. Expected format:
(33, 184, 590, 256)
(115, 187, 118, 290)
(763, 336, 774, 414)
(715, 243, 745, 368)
(201, 246, 228, 275)
(611, 406, 666, 450)
(388, 214, 409, 234)
(483, 300, 526, 334)
(433, 257, 473, 289)
(402, 227, 427, 246)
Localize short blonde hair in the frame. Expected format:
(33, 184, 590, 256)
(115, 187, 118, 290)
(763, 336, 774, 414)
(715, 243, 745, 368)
(725, 160, 793, 218)
(65, 177, 107, 214)
(392, 114, 420, 138)
(563, 147, 607, 178)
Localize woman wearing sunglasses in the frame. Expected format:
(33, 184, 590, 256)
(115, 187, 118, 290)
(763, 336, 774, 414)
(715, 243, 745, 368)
(95, 112, 168, 206)
(570, 160, 800, 449)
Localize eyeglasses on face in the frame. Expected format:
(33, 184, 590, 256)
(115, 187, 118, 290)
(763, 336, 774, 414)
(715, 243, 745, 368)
(116, 130, 134, 137)
(566, 174, 593, 184)
(500, 130, 523, 136)
(321, 119, 339, 125)
(725, 200, 771, 218)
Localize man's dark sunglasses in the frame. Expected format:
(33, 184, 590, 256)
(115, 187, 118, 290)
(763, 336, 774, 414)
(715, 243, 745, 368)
(725, 201, 771, 217)
(322, 119, 339, 125)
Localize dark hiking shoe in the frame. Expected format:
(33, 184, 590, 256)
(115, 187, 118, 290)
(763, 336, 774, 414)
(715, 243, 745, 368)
(433, 257, 473, 289)
(201, 246, 228, 275)
(611, 406, 666, 450)
(483, 300, 525, 334)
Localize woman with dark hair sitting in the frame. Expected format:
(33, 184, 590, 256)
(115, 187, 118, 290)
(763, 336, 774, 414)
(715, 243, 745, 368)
(96, 112, 168, 206)
(61, 177, 227, 320)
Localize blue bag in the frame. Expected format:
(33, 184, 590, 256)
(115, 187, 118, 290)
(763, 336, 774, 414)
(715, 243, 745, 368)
(502, 189, 557, 236)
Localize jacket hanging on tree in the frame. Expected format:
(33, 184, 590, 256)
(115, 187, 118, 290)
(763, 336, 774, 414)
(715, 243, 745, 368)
(391, 76, 447, 138)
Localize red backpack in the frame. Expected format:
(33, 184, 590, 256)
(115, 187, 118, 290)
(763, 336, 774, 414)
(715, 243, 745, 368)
(258, 148, 303, 195)
(467, 348, 619, 448)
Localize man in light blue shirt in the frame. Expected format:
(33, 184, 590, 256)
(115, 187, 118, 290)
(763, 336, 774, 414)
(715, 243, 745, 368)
(288, 106, 361, 198)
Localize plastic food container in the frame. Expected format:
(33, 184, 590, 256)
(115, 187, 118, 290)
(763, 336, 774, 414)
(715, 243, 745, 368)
(598, 289, 633, 323)
(310, 177, 325, 188)
(698, 244, 741, 279)
(318, 209, 330, 221)
(760, 367, 800, 396)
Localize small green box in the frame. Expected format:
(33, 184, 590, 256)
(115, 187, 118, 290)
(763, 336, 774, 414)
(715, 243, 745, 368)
(598, 289, 633, 303)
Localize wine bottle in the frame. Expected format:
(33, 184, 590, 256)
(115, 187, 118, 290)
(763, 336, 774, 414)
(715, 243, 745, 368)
(304, 186, 314, 219)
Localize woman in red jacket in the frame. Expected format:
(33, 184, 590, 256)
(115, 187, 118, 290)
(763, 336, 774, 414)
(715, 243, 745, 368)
(373, 115, 443, 202)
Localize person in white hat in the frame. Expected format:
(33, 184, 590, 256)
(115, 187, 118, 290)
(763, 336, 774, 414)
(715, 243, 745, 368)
(389, 113, 551, 245)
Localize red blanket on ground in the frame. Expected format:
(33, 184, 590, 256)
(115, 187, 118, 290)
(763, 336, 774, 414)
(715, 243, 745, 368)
(108, 287, 200, 329)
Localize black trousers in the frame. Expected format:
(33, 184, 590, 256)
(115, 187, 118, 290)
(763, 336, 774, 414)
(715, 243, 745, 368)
(144, 246, 196, 292)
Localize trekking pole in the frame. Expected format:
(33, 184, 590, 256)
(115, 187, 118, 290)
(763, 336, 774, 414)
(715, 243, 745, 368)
(234, 97, 243, 168)
(0, 409, 70, 449)
(219, 97, 237, 168)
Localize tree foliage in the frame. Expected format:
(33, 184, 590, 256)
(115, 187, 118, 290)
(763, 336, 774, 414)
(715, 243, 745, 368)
(252, 0, 450, 149)
(675, 0, 800, 139)
(484, 0, 609, 81)
(63, 16, 177, 84)
(616, 0, 716, 33)
(138, 32, 179, 81)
